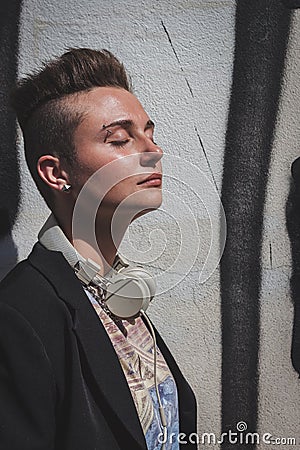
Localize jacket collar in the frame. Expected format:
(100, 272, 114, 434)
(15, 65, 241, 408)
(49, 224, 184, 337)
(28, 242, 146, 449)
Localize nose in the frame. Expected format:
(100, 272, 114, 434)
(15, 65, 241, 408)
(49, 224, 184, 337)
(140, 138, 163, 168)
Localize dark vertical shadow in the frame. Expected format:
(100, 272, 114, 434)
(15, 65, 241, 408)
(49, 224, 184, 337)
(286, 161, 300, 377)
(220, 1, 291, 447)
(281, 0, 300, 9)
(0, 0, 22, 280)
(284, 0, 300, 374)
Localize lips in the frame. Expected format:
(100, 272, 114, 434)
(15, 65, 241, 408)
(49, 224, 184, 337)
(137, 173, 162, 186)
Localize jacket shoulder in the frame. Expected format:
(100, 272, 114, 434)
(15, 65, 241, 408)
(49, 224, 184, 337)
(0, 246, 80, 393)
(0, 246, 78, 354)
(0, 256, 69, 318)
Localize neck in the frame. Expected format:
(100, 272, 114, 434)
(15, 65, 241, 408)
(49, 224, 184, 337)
(56, 207, 131, 276)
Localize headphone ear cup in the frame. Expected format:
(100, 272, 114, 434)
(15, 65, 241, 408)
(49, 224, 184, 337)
(119, 267, 156, 298)
(105, 272, 152, 320)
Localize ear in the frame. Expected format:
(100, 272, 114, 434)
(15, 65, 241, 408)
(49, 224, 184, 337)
(37, 155, 70, 192)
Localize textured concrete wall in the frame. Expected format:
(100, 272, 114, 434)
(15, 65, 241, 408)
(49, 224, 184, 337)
(4, 0, 300, 447)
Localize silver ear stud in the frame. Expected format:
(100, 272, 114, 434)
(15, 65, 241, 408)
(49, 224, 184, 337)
(61, 184, 72, 193)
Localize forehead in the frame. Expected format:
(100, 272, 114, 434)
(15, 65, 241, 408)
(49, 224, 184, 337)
(73, 86, 149, 125)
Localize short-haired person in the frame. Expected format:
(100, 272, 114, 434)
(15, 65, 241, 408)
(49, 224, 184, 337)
(0, 49, 197, 450)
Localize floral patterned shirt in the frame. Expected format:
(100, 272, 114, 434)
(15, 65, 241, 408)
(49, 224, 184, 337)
(85, 288, 179, 450)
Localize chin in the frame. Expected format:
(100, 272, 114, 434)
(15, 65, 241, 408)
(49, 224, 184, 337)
(135, 189, 162, 211)
(124, 191, 162, 222)
(131, 206, 160, 222)
(102, 188, 162, 222)
(124, 188, 162, 209)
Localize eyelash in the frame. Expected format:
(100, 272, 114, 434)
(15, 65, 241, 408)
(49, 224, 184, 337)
(109, 140, 129, 148)
(108, 137, 157, 148)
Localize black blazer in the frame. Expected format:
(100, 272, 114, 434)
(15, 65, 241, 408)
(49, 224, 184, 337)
(0, 242, 197, 450)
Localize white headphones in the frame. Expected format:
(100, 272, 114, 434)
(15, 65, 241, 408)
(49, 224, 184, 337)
(38, 214, 156, 320)
(74, 255, 156, 320)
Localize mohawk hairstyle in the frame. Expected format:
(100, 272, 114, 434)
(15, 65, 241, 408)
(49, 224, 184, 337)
(10, 48, 132, 206)
(11, 48, 132, 128)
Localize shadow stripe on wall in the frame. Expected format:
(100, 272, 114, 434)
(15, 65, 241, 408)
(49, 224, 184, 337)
(0, 0, 22, 237)
(220, 1, 291, 448)
(0, 0, 22, 279)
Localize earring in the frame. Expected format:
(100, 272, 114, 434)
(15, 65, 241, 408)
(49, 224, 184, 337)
(61, 184, 71, 193)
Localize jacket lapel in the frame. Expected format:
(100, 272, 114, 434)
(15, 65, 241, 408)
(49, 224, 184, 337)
(28, 242, 146, 449)
(150, 323, 197, 444)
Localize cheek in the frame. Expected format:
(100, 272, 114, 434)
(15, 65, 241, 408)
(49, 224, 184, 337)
(77, 150, 142, 179)
(102, 177, 135, 202)
(72, 152, 121, 189)
(71, 150, 146, 206)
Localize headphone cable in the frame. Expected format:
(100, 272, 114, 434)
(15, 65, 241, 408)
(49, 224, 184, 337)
(141, 310, 167, 450)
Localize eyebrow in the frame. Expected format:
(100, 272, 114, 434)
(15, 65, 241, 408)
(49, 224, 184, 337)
(102, 119, 155, 131)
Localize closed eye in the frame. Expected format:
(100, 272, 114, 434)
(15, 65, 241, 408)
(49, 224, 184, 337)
(108, 140, 130, 147)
